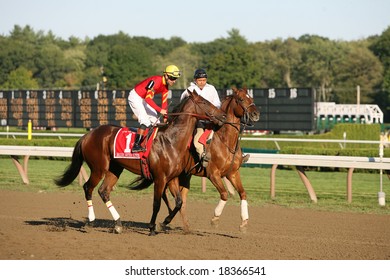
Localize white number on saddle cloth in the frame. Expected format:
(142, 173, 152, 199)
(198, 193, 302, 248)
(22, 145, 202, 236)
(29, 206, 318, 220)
(124, 133, 131, 153)
(113, 128, 141, 159)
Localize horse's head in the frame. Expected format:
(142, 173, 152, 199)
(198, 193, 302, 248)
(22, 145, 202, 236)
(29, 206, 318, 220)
(231, 87, 260, 124)
(187, 89, 226, 126)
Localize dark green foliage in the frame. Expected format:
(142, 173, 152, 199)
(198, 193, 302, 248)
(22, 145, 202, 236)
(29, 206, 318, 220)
(0, 25, 390, 121)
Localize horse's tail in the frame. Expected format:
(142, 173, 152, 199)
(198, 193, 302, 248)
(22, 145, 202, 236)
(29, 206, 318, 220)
(128, 176, 153, 190)
(54, 137, 84, 187)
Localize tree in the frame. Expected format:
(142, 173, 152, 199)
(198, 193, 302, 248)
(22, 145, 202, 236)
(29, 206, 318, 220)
(192, 29, 261, 88)
(106, 41, 155, 89)
(0, 28, 36, 85)
(1, 66, 39, 89)
(63, 45, 87, 88)
(370, 26, 390, 91)
(158, 44, 201, 89)
(34, 43, 68, 88)
(332, 42, 383, 103)
(369, 26, 390, 122)
(297, 35, 342, 101)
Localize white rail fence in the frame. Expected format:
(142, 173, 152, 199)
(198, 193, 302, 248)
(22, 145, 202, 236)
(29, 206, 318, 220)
(212, 137, 389, 205)
(0, 145, 88, 185)
(0, 132, 84, 140)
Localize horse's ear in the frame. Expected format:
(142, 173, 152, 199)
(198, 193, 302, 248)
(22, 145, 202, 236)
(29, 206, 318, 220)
(188, 88, 199, 96)
(231, 87, 238, 94)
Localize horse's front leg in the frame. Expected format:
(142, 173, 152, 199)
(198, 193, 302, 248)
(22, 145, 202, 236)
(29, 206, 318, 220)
(226, 171, 249, 233)
(98, 172, 122, 234)
(208, 176, 229, 228)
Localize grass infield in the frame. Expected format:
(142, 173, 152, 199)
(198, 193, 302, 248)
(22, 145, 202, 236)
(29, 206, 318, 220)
(0, 158, 388, 215)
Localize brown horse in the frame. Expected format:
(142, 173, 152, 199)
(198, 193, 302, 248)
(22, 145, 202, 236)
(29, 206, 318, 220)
(131, 88, 260, 233)
(54, 89, 226, 236)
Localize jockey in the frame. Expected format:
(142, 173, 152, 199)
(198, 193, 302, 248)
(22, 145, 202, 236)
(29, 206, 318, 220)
(181, 68, 221, 167)
(128, 64, 181, 152)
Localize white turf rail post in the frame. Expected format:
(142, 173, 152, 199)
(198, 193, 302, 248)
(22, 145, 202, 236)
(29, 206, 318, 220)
(378, 134, 386, 206)
(0, 145, 88, 185)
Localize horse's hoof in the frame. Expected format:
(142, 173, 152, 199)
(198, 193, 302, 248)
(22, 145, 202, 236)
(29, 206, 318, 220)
(113, 219, 123, 234)
(239, 220, 248, 233)
(149, 231, 157, 236)
(114, 225, 123, 234)
(85, 220, 94, 227)
(183, 225, 191, 234)
(210, 216, 220, 228)
(157, 222, 166, 232)
(84, 219, 94, 231)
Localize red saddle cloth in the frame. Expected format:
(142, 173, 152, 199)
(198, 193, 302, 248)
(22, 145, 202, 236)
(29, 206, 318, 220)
(113, 127, 156, 159)
(198, 129, 212, 145)
(187, 129, 213, 148)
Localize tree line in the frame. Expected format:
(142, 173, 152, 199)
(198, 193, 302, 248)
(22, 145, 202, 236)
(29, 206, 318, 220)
(1, 25, 389, 121)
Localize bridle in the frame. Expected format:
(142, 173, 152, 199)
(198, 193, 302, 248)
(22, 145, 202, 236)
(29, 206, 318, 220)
(222, 93, 257, 131)
(216, 92, 258, 162)
(168, 94, 225, 125)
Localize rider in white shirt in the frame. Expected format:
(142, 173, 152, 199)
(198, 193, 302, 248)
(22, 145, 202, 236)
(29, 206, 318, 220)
(181, 69, 220, 167)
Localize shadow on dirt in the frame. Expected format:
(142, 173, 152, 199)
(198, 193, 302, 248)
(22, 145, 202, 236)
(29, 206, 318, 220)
(25, 217, 150, 234)
(24, 217, 240, 238)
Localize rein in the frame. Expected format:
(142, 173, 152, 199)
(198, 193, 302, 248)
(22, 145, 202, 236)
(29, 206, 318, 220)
(167, 112, 212, 121)
(218, 94, 255, 155)
(167, 93, 224, 123)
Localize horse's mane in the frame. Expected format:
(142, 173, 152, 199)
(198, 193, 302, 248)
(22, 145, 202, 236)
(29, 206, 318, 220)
(167, 96, 190, 122)
(220, 95, 234, 112)
(172, 96, 190, 113)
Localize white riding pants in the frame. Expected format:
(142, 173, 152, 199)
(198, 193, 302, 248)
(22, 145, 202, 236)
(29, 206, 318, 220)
(128, 89, 159, 127)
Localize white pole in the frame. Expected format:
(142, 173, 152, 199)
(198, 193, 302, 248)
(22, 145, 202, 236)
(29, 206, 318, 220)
(378, 134, 385, 206)
(356, 85, 360, 121)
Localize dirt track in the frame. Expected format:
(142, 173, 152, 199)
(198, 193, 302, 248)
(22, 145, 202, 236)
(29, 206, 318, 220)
(0, 189, 389, 260)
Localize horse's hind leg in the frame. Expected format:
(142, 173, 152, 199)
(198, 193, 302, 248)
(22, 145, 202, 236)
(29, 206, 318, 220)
(83, 171, 104, 226)
(98, 170, 123, 234)
(149, 179, 182, 236)
(162, 188, 174, 216)
(177, 174, 191, 233)
(160, 178, 183, 233)
(162, 182, 190, 233)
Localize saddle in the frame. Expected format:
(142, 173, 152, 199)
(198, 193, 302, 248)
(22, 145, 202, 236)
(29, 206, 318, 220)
(113, 126, 161, 180)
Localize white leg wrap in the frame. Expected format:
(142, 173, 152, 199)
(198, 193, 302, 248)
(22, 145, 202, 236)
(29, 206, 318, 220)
(214, 199, 227, 217)
(87, 200, 95, 222)
(241, 200, 249, 220)
(106, 201, 120, 221)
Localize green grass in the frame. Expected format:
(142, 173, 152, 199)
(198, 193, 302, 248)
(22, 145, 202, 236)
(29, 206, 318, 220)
(0, 158, 389, 215)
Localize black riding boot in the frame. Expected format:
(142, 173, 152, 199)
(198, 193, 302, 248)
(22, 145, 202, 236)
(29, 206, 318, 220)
(132, 133, 145, 152)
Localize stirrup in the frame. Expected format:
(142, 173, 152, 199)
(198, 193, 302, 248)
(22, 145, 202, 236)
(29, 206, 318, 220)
(201, 152, 211, 168)
(132, 144, 145, 153)
(242, 153, 250, 163)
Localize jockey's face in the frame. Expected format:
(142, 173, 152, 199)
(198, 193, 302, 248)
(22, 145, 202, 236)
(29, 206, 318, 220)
(165, 74, 177, 86)
(195, 77, 207, 90)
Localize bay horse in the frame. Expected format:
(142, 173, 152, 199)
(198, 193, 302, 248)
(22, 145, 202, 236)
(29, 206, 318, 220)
(54, 89, 226, 236)
(131, 88, 260, 233)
